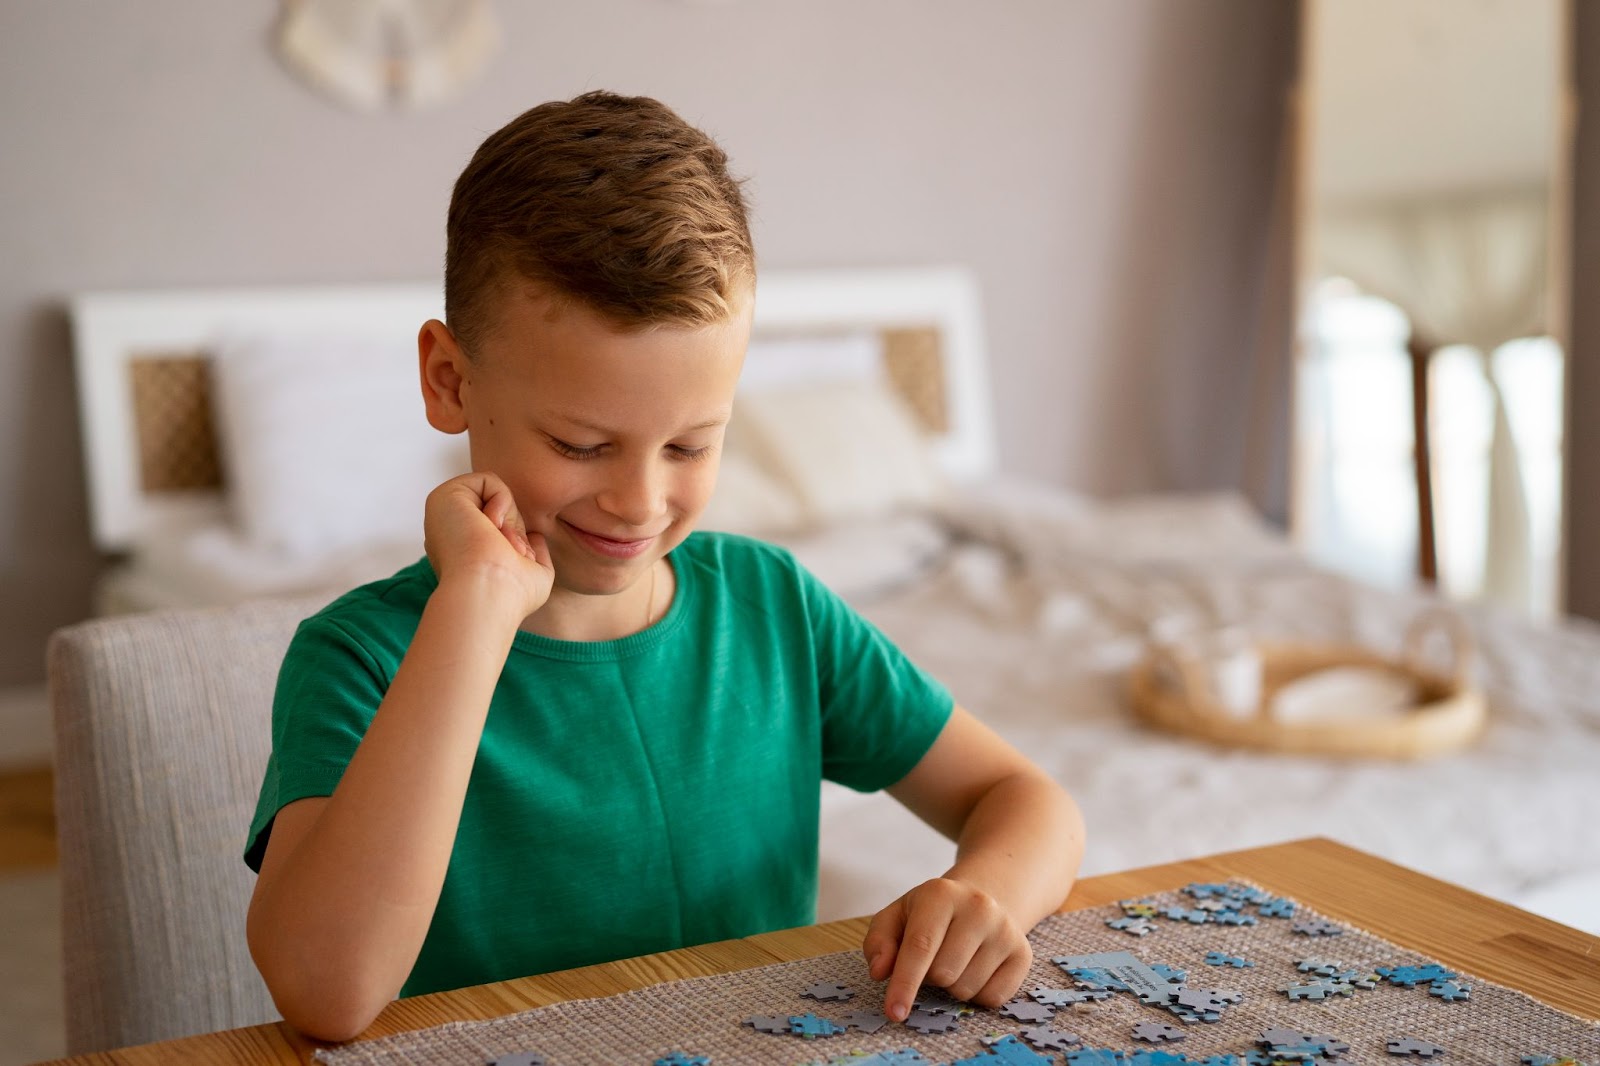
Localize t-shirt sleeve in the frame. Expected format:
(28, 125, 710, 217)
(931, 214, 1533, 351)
(799, 563, 955, 793)
(243, 616, 388, 872)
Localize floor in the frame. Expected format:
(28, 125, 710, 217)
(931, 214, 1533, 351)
(0, 764, 67, 1065)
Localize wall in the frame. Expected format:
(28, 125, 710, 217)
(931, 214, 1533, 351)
(1568, 4, 1600, 622)
(0, 1, 1298, 690)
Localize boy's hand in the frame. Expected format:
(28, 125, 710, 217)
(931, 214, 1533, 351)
(424, 472, 554, 622)
(863, 876, 1034, 1021)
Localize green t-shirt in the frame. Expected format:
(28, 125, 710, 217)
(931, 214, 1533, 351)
(244, 531, 953, 997)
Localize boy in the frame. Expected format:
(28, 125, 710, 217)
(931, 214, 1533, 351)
(244, 90, 1085, 1043)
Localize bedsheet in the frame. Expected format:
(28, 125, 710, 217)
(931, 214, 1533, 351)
(811, 483, 1600, 934)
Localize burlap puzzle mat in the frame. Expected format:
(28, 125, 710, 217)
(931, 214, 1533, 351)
(316, 883, 1600, 1065)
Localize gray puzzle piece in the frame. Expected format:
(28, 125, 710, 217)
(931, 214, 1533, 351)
(836, 1009, 890, 1034)
(999, 998, 1056, 1024)
(904, 1009, 961, 1035)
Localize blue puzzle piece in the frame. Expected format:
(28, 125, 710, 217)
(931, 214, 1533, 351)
(1162, 906, 1211, 924)
(1067, 1050, 1127, 1066)
(952, 1034, 1056, 1065)
(1377, 964, 1458, 987)
(789, 1012, 847, 1038)
(1193, 1059, 1241, 1066)
(1150, 964, 1187, 984)
(1212, 910, 1259, 926)
(1127, 1052, 1190, 1066)
(1061, 966, 1131, 992)
(654, 1055, 709, 1066)
(1183, 882, 1235, 899)
(1429, 980, 1472, 1002)
(1257, 898, 1296, 918)
(1205, 952, 1253, 968)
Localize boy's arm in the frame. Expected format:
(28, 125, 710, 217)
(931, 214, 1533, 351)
(863, 705, 1085, 1021)
(246, 473, 550, 1043)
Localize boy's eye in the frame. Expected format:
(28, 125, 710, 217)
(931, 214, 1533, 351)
(669, 445, 713, 462)
(548, 437, 603, 460)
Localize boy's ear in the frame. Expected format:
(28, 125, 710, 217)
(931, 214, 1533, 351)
(419, 319, 470, 434)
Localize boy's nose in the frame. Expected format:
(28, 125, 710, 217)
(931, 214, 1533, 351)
(597, 464, 667, 528)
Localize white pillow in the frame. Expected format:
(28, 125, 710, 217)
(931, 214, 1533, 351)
(734, 376, 943, 526)
(210, 329, 468, 559)
(696, 446, 807, 536)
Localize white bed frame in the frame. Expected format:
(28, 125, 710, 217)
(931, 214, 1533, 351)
(70, 266, 996, 555)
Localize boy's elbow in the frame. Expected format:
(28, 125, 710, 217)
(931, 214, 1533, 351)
(248, 919, 394, 1043)
(273, 983, 389, 1045)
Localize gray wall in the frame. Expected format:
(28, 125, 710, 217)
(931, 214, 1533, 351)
(0, 1, 1298, 687)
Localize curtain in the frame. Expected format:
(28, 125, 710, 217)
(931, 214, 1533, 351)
(1316, 187, 1548, 611)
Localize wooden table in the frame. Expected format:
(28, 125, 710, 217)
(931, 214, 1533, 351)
(43, 837, 1600, 1065)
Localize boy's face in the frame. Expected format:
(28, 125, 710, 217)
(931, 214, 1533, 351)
(437, 284, 751, 599)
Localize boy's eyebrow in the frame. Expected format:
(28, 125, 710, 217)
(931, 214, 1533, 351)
(560, 415, 729, 434)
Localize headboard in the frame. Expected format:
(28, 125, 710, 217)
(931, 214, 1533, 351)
(69, 266, 995, 554)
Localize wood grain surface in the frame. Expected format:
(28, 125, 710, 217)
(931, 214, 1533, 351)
(38, 837, 1599, 1066)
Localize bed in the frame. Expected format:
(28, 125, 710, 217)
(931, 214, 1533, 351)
(68, 267, 1600, 938)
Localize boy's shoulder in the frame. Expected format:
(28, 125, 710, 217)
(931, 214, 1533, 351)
(677, 530, 809, 584)
(301, 556, 436, 636)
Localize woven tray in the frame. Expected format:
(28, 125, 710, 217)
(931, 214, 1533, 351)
(1128, 611, 1487, 759)
(314, 883, 1598, 1066)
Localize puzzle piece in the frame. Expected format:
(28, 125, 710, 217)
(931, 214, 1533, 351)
(742, 1015, 792, 1035)
(1163, 1001, 1221, 1024)
(1280, 980, 1354, 1001)
(1132, 1021, 1186, 1043)
(1183, 882, 1236, 899)
(1259, 1028, 1312, 1047)
(801, 981, 855, 1002)
(1108, 916, 1156, 936)
(1212, 910, 1259, 926)
(1162, 906, 1212, 924)
(1150, 964, 1187, 984)
(1305, 1036, 1352, 1058)
(1121, 899, 1161, 919)
(1174, 987, 1238, 1013)
(653, 1054, 709, 1066)
(836, 1009, 890, 1033)
(1387, 1038, 1447, 1058)
(999, 998, 1056, 1024)
(1127, 1053, 1193, 1066)
(913, 987, 965, 1014)
(1204, 952, 1254, 968)
(903, 1008, 961, 1035)
(789, 1013, 847, 1038)
(488, 1054, 547, 1066)
(1066, 1050, 1127, 1066)
(1019, 1025, 1082, 1051)
(1519, 1057, 1583, 1066)
(1291, 919, 1344, 937)
(1030, 986, 1109, 1007)
(1193, 1058, 1243, 1066)
(1377, 964, 1458, 987)
(1428, 980, 1471, 1002)
(953, 1034, 1056, 1066)
(1257, 898, 1296, 918)
(1060, 966, 1130, 992)
(1296, 958, 1342, 976)
(835, 1051, 929, 1066)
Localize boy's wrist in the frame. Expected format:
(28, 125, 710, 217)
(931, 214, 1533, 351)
(431, 566, 537, 629)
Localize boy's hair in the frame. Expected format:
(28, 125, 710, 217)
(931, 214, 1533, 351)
(445, 90, 755, 355)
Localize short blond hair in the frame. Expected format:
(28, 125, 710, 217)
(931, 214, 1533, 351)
(444, 90, 755, 354)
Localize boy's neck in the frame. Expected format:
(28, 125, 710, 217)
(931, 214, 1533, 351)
(518, 559, 674, 642)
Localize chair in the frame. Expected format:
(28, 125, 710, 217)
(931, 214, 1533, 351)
(47, 593, 331, 1054)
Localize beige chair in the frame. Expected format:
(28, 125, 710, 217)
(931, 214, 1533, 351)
(47, 593, 332, 1054)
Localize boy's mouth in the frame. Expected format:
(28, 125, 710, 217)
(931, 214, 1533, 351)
(559, 518, 658, 559)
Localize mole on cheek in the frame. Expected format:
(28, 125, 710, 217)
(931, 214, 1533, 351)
(488, 418, 495, 426)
